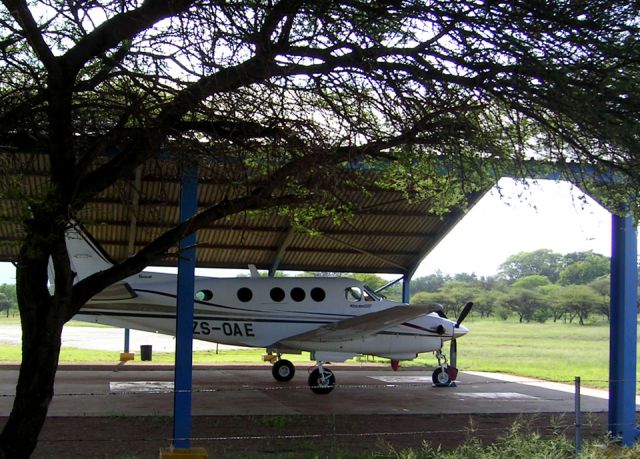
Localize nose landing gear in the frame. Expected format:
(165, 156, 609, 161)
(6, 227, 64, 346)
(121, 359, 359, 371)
(432, 349, 456, 387)
(308, 362, 336, 394)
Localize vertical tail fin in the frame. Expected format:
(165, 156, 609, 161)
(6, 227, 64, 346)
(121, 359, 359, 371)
(49, 221, 114, 284)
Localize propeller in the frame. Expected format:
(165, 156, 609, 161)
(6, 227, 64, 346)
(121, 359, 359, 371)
(456, 302, 474, 329)
(449, 302, 473, 370)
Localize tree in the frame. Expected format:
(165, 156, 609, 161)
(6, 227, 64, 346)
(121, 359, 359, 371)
(419, 280, 479, 319)
(558, 252, 610, 285)
(588, 276, 611, 321)
(473, 289, 501, 319)
(411, 272, 450, 293)
(498, 249, 565, 283)
(501, 287, 549, 323)
(553, 284, 606, 325)
(512, 274, 552, 290)
(0, 293, 11, 317)
(1, 1, 639, 455)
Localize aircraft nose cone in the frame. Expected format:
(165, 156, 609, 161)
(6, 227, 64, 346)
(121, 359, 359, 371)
(454, 324, 469, 338)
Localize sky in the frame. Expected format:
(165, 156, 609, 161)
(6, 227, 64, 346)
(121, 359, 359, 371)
(0, 177, 634, 284)
(412, 177, 619, 278)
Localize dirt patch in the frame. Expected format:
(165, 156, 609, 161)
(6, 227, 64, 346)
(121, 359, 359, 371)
(23, 412, 608, 458)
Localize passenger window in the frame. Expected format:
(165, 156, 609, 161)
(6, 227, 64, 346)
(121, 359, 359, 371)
(345, 286, 363, 302)
(237, 287, 253, 302)
(270, 287, 285, 302)
(195, 289, 213, 301)
(290, 287, 306, 302)
(311, 287, 326, 302)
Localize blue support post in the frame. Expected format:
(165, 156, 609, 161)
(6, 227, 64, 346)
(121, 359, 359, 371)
(172, 164, 198, 450)
(402, 275, 411, 304)
(608, 213, 638, 445)
(124, 328, 130, 353)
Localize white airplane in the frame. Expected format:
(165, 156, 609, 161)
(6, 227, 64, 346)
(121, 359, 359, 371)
(61, 222, 472, 394)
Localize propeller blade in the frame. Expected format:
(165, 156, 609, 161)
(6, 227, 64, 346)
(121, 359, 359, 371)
(450, 338, 457, 369)
(455, 302, 474, 328)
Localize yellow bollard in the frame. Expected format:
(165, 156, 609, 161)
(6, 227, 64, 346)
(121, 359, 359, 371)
(119, 352, 135, 362)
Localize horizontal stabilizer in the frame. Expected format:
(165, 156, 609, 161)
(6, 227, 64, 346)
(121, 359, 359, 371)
(279, 303, 442, 344)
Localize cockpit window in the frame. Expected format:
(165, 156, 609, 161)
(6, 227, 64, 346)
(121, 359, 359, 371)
(363, 286, 380, 301)
(345, 285, 380, 302)
(195, 289, 213, 301)
(345, 286, 363, 302)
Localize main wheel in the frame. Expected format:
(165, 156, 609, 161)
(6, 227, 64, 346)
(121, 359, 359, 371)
(432, 367, 451, 387)
(308, 368, 336, 394)
(272, 359, 295, 382)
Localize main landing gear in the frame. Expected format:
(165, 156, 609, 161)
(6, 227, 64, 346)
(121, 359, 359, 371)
(266, 353, 336, 394)
(271, 358, 295, 382)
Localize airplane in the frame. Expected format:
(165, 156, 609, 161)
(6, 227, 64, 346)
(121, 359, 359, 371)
(58, 221, 472, 394)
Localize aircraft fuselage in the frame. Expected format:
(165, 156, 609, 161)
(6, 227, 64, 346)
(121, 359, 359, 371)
(75, 272, 465, 361)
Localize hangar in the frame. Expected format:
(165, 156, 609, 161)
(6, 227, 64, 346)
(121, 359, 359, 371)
(0, 150, 636, 448)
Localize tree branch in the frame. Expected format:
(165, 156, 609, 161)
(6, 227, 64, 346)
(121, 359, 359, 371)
(1, 0, 56, 69)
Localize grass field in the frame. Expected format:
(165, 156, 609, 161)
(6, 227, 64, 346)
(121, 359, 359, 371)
(1, 317, 638, 390)
(419, 318, 628, 389)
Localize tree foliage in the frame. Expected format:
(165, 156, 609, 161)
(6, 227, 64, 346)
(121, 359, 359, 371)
(411, 248, 623, 323)
(558, 251, 610, 285)
(498, 249, 566, 283)
(552, 284, 607, 325)
(1, 1, 640, 456)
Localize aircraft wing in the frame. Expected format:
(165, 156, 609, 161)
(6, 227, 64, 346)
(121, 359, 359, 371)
(279, 303, 442, 344)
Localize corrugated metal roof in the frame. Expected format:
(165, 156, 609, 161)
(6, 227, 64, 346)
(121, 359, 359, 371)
(0, 152, 488, 276)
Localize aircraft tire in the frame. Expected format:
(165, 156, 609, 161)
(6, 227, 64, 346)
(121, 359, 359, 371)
(432, 367, 451, 387)
(272, 359, 295, 382)
(308, 368, 336, 395)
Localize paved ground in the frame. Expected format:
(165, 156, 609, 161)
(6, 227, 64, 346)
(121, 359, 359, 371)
(1, 325, 632, 457)
(1, 324, 632, 417)
(0, 363, 621, 417)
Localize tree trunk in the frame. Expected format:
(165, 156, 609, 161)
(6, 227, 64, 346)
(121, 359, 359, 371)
(0, 318, 63, 458)
(0, 226, 71, 458)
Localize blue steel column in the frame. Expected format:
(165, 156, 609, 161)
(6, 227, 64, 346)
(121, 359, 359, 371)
(173, 164, 198, 449)
(124, 328, 130, 353)
(402, 275, 411, 303)
(608, 213, 638, 445)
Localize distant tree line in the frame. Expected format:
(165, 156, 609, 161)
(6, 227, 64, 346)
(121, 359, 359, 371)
(342, 248, 636, 325)
(407, 249, 628, 325)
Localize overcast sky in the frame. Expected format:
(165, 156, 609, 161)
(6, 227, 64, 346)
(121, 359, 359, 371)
(413, 177, 619, 278)
(0, 177, 634, 285)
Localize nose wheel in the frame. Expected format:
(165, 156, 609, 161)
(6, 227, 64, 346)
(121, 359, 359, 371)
(432, 366, 452, 386)
(432, 348, 456, 387)
(308, 362, 336, 394)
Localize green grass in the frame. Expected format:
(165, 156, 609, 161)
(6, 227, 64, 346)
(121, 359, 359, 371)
(0, 344, 309, 364)
(1, 317, 638, 390)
